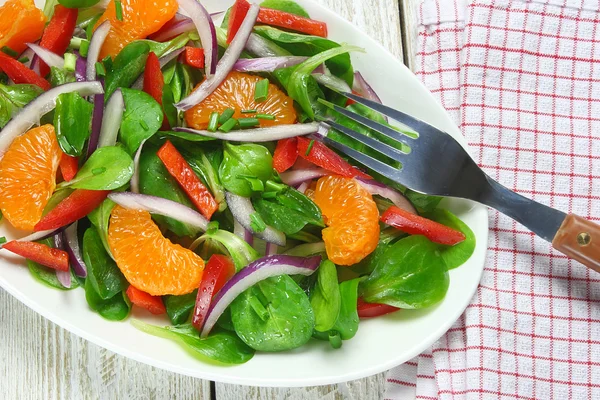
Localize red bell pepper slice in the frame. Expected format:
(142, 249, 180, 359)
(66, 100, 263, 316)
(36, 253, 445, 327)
(157, 141, 219, 220)
(357, 297, 400, 318)
(59, 153, 79, 182)
(273, 138, 298, 173)
(143, 52, 169, 130)
(258, 8, 328, 37)
(3, 241, 69, 271)
(126, 285, 166, 315)
(192, 254, 235, 330)
(297, 137, 371, 179)
(380, 206, 466, 246)
(183, 46, 205, 69)
(38, 5, 78, 77)
(0, 52, 50, 90)
(227, 0, 252, 44)
(34, 189, 110, 231)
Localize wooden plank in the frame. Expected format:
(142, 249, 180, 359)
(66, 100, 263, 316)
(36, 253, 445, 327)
(215, 0, 402, 396)
(0, 289, 212, 400)
(400, 0, 420, 70)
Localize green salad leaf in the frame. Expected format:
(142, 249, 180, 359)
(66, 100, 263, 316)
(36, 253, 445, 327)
(136, 32, 196, 58)
(26, 238, 80, 291)
(58, 0, 101, 8)
(84, 278, 131, 321)
(424, 209, 476, 270)
(360, 235, 449, 309)
(332, 278, 360, 340)
(105, 41, 150, 99)
(199, 229, 260, 271)
(261, 0, 310, 17)
(310, 260, 341, 332)
(218, 143, 273, 197)
(87, 198, 115, 258)
(64, 146, 134, 190)
(231, 275, 315, 352)
(53, 92, 93, 156)
(181, 146, 226, 211)
(164, 291, 197, 325)
(49, 66, 76, 87)
(132, 321, 255, 365)
(120, 88, 163, 153)
(0, 83, 43, 128)
(82, 228, 125, 300)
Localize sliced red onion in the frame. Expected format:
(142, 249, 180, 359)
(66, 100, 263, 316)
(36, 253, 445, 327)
(175, 3, 259, 111)
(200, 254, 321, 337)
(53, 233, 72, 288)
(353, 71, 382, 104)
(233, 56, 308, 72)
(225, 192, 285, 247)
(245, 33, 290, 57)
(26, 43, 64, 69)
(86, 21, 111, 81)
(87, 92, 104, 157)
(355, 177, 417, 214)
(285, 241, 326, 257)
(97, 89, 124, 148)
(9, 229, 60, 245)
(108, 192, 209, 232)
(0, 81, 104, 157)
(174, 123, 320, 142)
(233, 219, 255, 247)
(280, 169, 329, 187)
(19, 46, 35, 68)
(177, 0, 217, 76)
(131, 48, 185, 90)
(296, 181, 309, 194)
(313, 73, 352, 93)
(75, 52, 87, 82)
(265, 242, 278, 256)
(149, 12, 225, 42)
(64, 222, 87, 278)
(130, 138, 147, 193)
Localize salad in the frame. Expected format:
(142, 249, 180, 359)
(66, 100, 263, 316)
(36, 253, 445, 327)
(0, 0, 476, 364)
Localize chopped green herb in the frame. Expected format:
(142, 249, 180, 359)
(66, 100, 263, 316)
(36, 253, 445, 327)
(95, 62, 106, 77)
(64, 53, 77, 72)
(1, 46, 18, 57)
(80, 40, 90, 58)
(101, 55, 113, 73)
(0, 237, 6, 245)
(238, 117, 259, 128)
(241, 109, 257, 114)
(261, 191, 278, 199)
(69, 37, 83, 49)
(250, 212, 267, 233)
(305, 139, 315, 156)
(254, 79, 269, 102)
(218, 117, 238, 133)
(18, 56, 29, 63)
(218, 108, 235, 125)
(92, 167, 107, 175)
(207, 112, 219, 132)
(256, 113, 275, 120)
(115, 0, 123, 21)
(328, 332, 342, 349)
(206, 220, 220, 234)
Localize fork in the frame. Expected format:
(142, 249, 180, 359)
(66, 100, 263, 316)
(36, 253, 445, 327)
(320, 92, 600, 272)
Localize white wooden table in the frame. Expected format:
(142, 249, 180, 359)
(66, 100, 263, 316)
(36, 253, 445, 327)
(0, 1, 419, 398)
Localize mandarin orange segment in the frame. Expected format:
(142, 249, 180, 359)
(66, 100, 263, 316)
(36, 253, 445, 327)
(0, 125, 61, 231)
(313, 175, 380, 266)
(108, 205, 204, 296)
(185, 72, 297, 129)
(0, 0, 46, 55)
(94, 0, 178, 59)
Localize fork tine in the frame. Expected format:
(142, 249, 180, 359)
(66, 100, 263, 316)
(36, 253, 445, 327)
(342, 92, 434, 135)
(323, 137, 403, 182)
(324, 120, 409, 160)
(323, 101, 416, 144)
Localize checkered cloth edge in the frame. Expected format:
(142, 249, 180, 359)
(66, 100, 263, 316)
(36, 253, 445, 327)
(385, 0, 600, 399)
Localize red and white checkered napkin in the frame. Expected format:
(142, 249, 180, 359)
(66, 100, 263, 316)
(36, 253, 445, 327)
(384, 0, 600, 398)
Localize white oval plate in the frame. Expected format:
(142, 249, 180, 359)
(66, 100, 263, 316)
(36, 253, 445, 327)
(0, 0, 488, 387)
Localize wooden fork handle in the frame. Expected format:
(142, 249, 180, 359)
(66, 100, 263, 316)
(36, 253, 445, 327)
(552, 214, 600, 272)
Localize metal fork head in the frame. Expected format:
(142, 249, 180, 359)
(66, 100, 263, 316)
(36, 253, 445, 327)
(322, 93, 489, 200)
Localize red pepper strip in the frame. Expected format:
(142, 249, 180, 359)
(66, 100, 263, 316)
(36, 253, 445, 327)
(38, 5, 78, 77)
(258, 8, 328, 38)
(3, 241, 69, 271)
(59, 153, 79, 182)
(273, 138, 298, 173)
(143, 52, 169, 130)
(381, 206, 466, 246)
(192, 254, 235, 330)
(297, 137, 371, 179)
(227, 0, 252, 44)
(184, 46, 205, 69)
(345, 90, 362, 107)
(357, 297, 400, 318)
(126, 285, 166, 315)
(157, 141, 219, 220)
(34, 189, 110, 231)
(0, 52, 50, 90)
